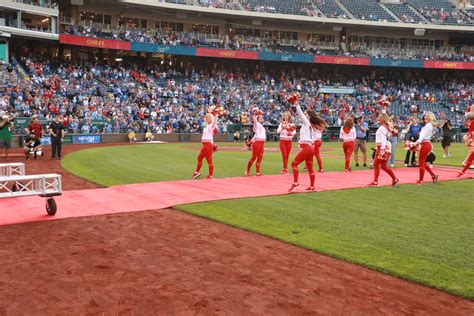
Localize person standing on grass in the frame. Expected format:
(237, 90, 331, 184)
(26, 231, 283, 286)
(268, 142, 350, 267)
(339, 117, 356, 172)
(0, 114, 13, 161)
(277, 112, 296, 174)
(389, 117, 400, 168)
(369, 114, 399, 187)
(49, 115, 65, 160)
(414, 112, 439, 185)
(440, 120, 453, 158)
(245, 108, 266, 177)
(354, 116, 368, 167)
(312, 121, 325, 173)
(404, 117, 421, 167)
(288, 94, 327, 193)
(459, 107, 474, 177)
(193, 112, 218, 180)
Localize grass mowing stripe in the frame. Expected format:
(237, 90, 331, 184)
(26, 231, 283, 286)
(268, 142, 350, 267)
(176, 180, 474, 299)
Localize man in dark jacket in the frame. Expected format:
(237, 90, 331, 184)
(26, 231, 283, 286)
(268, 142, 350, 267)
(49, 115, 65, 160)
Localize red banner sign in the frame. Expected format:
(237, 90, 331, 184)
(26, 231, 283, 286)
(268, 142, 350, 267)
(196, 48, 258, 60)
(315, 55, 370, 66)
(423, 60, 474, 70)
(59, 34, 131, 51)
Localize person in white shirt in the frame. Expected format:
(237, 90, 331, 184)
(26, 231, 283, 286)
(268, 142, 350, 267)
(245, 109, 266, 176)
(193, 113, 218, 180)
(369, 114, 399, 186)
(339, 118, 357, 172)
(414, 112, 439, 184)
(288, 98, 327, 193)
(277, 112, 296, 174)
(312, 125, 325, 173)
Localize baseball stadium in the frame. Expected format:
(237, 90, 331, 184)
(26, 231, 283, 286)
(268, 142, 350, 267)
(0, 0, 473, 313)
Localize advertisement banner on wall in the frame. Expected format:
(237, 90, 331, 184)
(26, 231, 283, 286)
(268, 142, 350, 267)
(315, 55, 370, 66)
(196, 48, 258, 60)
(423, 60, 474, 70)
(370, 58, 423, 68)
(72, 135, 102, 145)
(40, 135, 72, 146)
(258, 52, 313, 63)
(59, 34, 131, 51)
(130, 43, 196, 56)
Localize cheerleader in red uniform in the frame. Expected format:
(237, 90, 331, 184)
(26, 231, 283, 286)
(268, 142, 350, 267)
(288, 94, 327, 193)
(414, 112, 439, 184)
(192, 112, 218, 180)
(245, 108, 266, 176)
(339, 118, 357, 172)
(369, 113, 399, 186)
(277, 112, 296, 174)
(458, 106, 474, 177)
(312, 126, 325, 172)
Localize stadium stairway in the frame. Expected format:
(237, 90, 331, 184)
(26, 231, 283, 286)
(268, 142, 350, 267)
(0, 167, 470, 226)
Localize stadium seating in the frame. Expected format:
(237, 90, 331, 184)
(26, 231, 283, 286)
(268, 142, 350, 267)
(408, 0, 474, 25)
(314, 0, 350, 19)
(151, 0, 474, 26)
(384, 3, 424, 24)
(337, 0, 397, 22)
(1, 56, 471, 137)
(241, 0, 312, 15)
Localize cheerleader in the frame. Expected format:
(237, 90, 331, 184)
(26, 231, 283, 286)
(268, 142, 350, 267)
(245, 109, 266, 176)
(312, 125, 324, 172)
(458, 107, 474, 177)
(288, 96, 327, 193)
(369, 114, 399, 186)
(339, 118, 357, 172)
(277, 112, 296, 174)
(192, 112, 218, 179)
(414, 112, 439, 184)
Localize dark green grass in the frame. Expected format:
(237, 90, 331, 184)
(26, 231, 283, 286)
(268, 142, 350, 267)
(62, 142, 469, 187)
(176, 180, 474, 299)
(61, 142, 347, 186)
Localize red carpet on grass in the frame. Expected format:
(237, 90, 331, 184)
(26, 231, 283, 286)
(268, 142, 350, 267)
(0, 167, 471, 226)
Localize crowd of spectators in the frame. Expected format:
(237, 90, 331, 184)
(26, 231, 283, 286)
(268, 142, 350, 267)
(417, 6, 474, 25)
(198, 0, 241, 10)
(0, 57, 472, 137)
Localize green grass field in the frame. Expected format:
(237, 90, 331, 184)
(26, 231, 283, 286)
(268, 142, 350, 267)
(62, 141, 474, 299)
(62, 141, 470, 186)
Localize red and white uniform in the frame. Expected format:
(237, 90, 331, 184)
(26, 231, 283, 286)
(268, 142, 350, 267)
(277, 122, 296, 171)
(373, 124, 396, 183)
(247, 115, 266, 174)
(415, 122, 436, 181)
(291, 103, 315, 187)
(339, 126, 356, 171)
(461, 113, 474, 173)
(312, 129, 323, 171)
(252, 116, 266, 141)
(195, 115, 218, 176)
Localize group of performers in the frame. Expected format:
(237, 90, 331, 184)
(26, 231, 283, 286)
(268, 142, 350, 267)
(192, 93, 474, 192)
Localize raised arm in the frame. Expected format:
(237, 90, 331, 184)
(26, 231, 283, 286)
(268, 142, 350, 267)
(252, 115, 258, 133)
(295, 103, 310, 127)
(211, 114, 218, 130)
